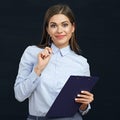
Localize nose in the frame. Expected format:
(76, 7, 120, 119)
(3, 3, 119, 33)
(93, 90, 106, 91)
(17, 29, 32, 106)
(57, 26, 63, 33)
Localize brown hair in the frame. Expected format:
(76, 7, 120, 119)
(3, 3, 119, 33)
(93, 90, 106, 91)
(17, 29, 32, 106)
(38, 4, 80, 54)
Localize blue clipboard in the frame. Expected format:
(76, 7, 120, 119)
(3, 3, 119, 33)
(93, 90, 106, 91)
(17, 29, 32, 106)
(46, 76, 99, 118)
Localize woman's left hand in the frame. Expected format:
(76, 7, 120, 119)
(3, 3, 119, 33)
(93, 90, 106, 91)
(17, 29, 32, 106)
(75, 90, 94, 105)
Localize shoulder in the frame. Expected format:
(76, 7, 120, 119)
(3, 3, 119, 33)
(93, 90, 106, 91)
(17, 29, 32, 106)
(78, 55, 88, 63)
(69, 52, 90, 75)
(24, 45, 43, 53)
(20, 45, 43, 63)
(77, 54, 89, 66)
(71, 51, 88, 63)
(72, 52, 89, 67)
(23, 45, 43, 56)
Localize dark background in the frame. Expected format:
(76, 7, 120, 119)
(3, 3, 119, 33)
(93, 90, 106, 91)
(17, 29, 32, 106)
(0, 0, 120, 120)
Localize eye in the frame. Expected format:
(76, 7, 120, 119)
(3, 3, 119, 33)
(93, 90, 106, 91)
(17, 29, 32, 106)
(62, 23, 68, 27)
(50, 24, 56, 28)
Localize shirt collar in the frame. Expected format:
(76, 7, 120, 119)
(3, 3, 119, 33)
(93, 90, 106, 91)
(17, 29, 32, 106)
(51, 43, 71, 56)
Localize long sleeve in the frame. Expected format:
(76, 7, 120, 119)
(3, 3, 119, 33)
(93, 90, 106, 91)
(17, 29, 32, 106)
(79, 59, 91, 115)
(14, 46, 40, 102)
(14, 44, 93, 116)
(79, 104, 91, 115)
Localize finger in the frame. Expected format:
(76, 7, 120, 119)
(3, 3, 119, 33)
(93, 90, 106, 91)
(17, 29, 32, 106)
(81, 91, 93, 97)
(77, 94, 93, 99)
(81, 91, 91, 95)
(79, 97, 94, 103)
(45, 47, 52, 54)
(75, 98, 93, 104)
(76, 93, 94, 103)
(40, 48, 52, 59)
(42, 48, 52, 58)
(40, 52, 46, 59)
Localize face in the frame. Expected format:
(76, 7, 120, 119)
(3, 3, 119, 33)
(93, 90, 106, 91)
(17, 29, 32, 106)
(47, 14, 75, 48)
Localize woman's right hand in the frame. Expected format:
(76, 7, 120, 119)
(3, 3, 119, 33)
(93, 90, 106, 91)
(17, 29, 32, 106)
(34, 47, 52, 76)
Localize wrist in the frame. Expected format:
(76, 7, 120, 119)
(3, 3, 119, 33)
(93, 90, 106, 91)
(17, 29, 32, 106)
(34, 65, 42, 76)
(80, 104, 88, 111)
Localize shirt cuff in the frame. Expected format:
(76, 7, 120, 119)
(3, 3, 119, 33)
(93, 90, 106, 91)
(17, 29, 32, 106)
(79, 104, 91, 115)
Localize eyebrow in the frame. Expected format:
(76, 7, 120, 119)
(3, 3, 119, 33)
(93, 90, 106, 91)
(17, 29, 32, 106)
(49, 21, 69, 24)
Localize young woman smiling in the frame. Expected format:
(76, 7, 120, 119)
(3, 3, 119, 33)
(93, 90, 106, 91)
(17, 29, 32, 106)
(14, 4, 94, 120)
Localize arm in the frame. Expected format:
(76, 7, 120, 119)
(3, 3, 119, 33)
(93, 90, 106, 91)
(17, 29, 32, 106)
(75, 91, 94, 115)
(14, 46, 40, 102)
(14, 46, 52, 102)
(75, 58, 93, 115)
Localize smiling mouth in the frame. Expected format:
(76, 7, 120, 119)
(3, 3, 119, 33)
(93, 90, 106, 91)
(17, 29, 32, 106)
(55, 35, 65, 39)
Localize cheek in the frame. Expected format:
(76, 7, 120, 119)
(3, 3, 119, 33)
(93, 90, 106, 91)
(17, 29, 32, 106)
(66, 30, 73, 38)
(65, 27, 74, 34)
(48, 29, 56, 36)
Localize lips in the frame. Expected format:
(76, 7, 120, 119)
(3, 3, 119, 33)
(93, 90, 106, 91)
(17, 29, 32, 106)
(55, 35, 65, 39)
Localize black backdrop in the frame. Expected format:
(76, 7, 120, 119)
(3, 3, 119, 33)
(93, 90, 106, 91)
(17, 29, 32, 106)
(0, 0, 120, 120)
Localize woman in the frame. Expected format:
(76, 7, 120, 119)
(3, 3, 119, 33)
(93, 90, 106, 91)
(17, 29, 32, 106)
(14, 4, 94, 120)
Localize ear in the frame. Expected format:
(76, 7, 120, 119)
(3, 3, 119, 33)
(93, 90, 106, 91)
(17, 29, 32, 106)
(72, 23, 75, 33)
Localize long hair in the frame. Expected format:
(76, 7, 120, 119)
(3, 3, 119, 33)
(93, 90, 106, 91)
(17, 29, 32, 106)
(38, 4, 81, 55)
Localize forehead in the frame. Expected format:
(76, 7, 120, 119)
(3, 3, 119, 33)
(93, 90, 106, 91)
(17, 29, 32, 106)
(49, 14, 70, 23)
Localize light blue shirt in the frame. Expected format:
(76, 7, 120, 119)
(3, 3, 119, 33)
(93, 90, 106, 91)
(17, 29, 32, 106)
(14, 43, 91, 117)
